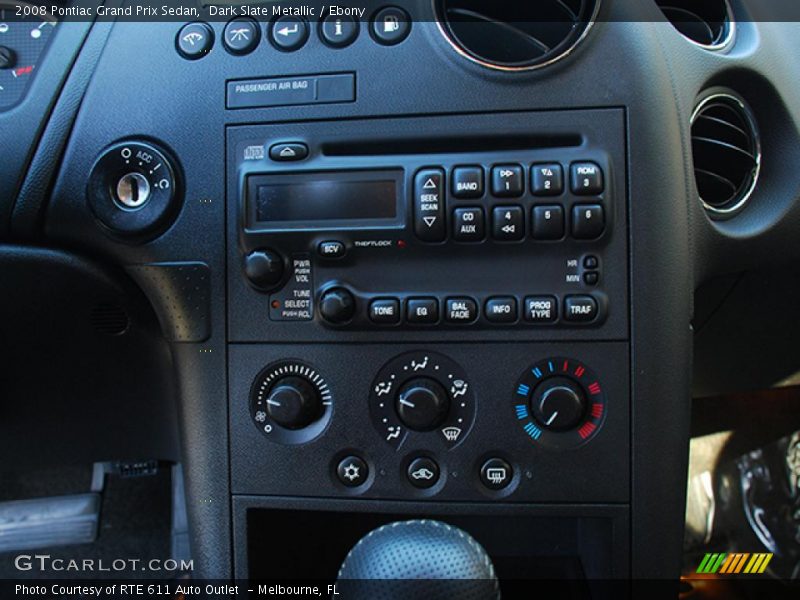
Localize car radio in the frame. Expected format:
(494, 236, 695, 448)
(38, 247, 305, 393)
(227, 110, 627, 341)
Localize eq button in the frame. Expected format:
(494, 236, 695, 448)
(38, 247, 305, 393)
(407, 298, 439, 324)
(414, 169, 446, 242)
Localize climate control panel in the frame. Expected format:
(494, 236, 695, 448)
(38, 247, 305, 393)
(230, 342, 629, 503)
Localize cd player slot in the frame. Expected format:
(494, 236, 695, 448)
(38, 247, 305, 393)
(321, 134, 582, 157)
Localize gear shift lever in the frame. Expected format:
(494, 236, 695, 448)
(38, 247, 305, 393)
(336, 520, 500, 599)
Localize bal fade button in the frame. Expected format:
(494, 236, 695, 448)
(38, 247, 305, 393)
(446, 297, 478, 324)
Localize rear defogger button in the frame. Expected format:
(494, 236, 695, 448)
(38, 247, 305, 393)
(414, 169, 446, 242)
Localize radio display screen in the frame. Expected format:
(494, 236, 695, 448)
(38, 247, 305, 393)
(253, 177, 398, 223)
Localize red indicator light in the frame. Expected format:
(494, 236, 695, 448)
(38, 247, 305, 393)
(591, 403, 603, 419)
(574, 365, 585, 378)
(13, 65, 34, 77)
(578, 422, 597, 440)
(588, 382, 601, 395)
(397, 239, 407, 249)
(271, 300, 281, 309)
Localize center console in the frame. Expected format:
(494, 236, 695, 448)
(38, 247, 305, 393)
(226, 109, 631, 580)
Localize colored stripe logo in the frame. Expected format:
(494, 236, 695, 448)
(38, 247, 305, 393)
(696, 553, 772, 574)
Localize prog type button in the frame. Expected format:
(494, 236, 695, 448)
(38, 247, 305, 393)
(524, 296, 558, 323)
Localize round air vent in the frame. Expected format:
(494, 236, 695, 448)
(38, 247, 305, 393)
(434, 0, 600, 71)
(691, 93, 760, 217)
(655, 0, 734, 49)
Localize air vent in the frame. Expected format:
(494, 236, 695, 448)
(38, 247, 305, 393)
(434, 0, 600, 71)
(655, 0, 734, 49)
(691, 93, 760, 216)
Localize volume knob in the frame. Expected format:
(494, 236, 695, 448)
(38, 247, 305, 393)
(243, 249, 285, 291)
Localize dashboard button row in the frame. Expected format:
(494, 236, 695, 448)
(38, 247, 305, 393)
(178, 7, 410, 59)
(446, 162, 605, 200)
(364, 295, 598, 325)
(448, 204, 605, 242)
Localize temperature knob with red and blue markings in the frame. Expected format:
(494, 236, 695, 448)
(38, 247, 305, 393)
(513, 357, 606, 448)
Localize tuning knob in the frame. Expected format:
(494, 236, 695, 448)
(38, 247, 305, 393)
(243, 249, 285, 291)
(319, 287, 356, 324)
(395, 378, 450, 432)
(530, 377, 586, 431)
(264, 376, 323, 430)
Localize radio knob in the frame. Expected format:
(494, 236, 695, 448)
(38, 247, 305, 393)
(319, 287, 356, 324)
(243, 249, 284, 291)
(395, 378, 450, 432)
(265, 376, 323, 430)
(531, 377, 586, 431)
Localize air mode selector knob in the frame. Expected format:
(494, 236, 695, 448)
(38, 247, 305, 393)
(265, 376, 323, 430)
(395, 378, 450, 432)
(530, 377, 586, 432)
